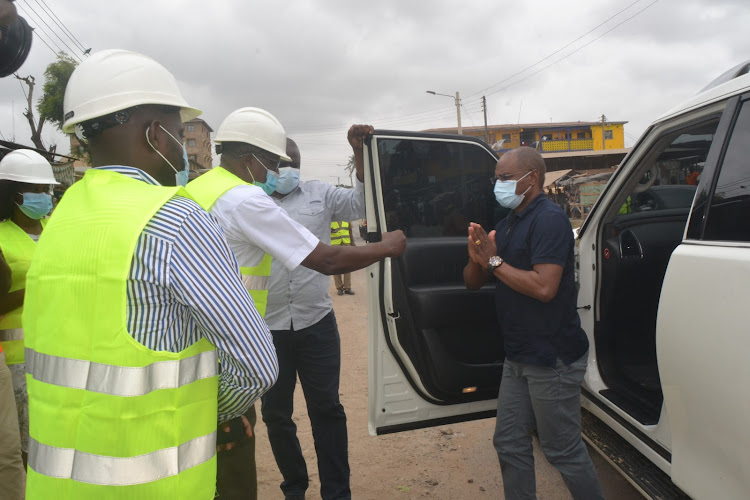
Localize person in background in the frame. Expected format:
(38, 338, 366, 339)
(187, 112, 404, 500)
(22, 49, 278, 499)
(330, 220, 355, 295)
(0, 7, 34, 497)
(464, 147, 603, 500)
(0, 150, 59, 469)
(261, 132, 373, 500)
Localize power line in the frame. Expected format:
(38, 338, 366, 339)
(18, 0, 81, 60)
(482, 0, 661, 100)
(15, 3, 65, 56)
(468, 0, 644, 98)
(33, 0, 87, 53)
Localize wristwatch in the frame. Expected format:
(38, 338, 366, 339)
(487, 255, 503, 274)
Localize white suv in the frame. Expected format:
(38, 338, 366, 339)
(363, 60, 750, 499)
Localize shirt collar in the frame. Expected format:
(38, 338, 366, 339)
(94, 166, 161, 185)
(512, 192, 546, 220)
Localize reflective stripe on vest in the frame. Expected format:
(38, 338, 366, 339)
(0, 219, 46, 365)
(0, 328, 23, 341)
(188, 168, 272, 317)
(26, 347, 217, 397)
(23, 170, 218, 499)
(27, 431, 216, 486)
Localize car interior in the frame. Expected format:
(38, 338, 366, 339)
(595, 118, 720, 425)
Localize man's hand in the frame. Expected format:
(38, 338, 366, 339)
(380, 230, 406, 258)
(347, 124, 374, 151)
(216, 414, 252, 452)
(467, 222, 497, 267)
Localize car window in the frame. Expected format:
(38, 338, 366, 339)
(614, 120, 719, 219)
(702, 100, 750, 242)
(377, 138, 500, 237)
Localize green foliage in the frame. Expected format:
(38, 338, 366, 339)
(37, 52, 77, 130)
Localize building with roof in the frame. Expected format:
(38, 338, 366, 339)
(424, 120, 629, 172)
(424, 120, 627, 154)
(184, 118, 214, 173)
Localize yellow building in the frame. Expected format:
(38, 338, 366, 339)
(424, 120, 626, 153)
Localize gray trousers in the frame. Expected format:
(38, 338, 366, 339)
(0, 352, 25, 500)
(494, 353, 604, 500)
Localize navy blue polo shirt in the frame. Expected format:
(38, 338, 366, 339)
(493, 193, 588, 367)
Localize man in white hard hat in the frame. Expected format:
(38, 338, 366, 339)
(186, 108, 406, 500)
(21, 50, 278, 500)
(259, 135, 367, 500)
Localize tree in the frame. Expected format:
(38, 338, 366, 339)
(345, 153, 355, 187)
(14, 52, 77, 156)
(37, 53, 77, 130)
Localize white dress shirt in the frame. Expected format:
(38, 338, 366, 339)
(209, 182, 319, 281)
(266, 179, 366, 331)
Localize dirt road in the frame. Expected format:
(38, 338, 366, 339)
(255, 268, 642, 500)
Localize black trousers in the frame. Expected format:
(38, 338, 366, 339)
(216, 405, 257, 500)
(261, 311, 350, 500)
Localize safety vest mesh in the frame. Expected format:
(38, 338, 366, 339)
(330, 221, 351, 245)
(23, 169, 218, 499)
(0, 218, 46, 364)
(187, 167, 271, 316)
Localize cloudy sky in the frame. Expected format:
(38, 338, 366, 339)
(0, 0, 747, 182)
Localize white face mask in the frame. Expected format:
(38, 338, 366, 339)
(494, 170, 532, 209)
(275, 167, 300, 195)
(145, 125, 190, 186)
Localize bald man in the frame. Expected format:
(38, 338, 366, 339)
(464, 147, 603, 500)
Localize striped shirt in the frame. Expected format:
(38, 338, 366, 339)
(99, 166, 278, 423)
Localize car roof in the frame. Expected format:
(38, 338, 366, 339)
(654, 60, 750, 125)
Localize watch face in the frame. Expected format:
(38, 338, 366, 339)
(489, 256, 502, 267)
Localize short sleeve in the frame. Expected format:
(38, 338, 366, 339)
(528, 210, 572, 267)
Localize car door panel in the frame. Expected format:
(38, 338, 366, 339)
(365, 131, 504, 434)
(657, 243, 750, 499)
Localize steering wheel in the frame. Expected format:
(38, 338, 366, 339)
(631, 165, 658, 194)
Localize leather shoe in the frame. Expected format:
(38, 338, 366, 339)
(344, 289, 355, 295)
(337, 289, 344, 296)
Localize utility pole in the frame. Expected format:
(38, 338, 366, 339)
(601, 114, 607, 150)
(482, 96, 489, 145)
(455, 91, 462, 135)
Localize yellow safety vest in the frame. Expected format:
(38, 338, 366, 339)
(187, 167, 272, 316)
(330, 221, 350, 245)
(23, 169, 218, 499)
(0, 218, 47, 365)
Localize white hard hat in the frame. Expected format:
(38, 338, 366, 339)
(62, 49, 202, 134)
(0, 150, 60, 185)
(214, 107, 291, 162)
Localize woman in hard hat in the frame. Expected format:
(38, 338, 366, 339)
(0, 149, 59, 464)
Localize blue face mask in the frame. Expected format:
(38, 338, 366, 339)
(17, 192, 53, 219)
(249, 154, 279, 195)
(275, 167, 300, 195)
(145, 125, 190, 187)
(494, 171, 531, 209)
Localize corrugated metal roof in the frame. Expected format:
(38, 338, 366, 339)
(544, 169, 572, 187)
(541, 148, 630, 159)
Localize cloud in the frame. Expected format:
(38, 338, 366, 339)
(1, 0, 748, 181)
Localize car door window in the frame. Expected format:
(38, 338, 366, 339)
(702, 100, 750, 242)
(377, 138, 499, 237)
(614, 120, 719, 219)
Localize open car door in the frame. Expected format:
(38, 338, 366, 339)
(364, 131, 505, 435)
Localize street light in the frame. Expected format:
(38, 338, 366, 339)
(426, 90, 462, 135)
